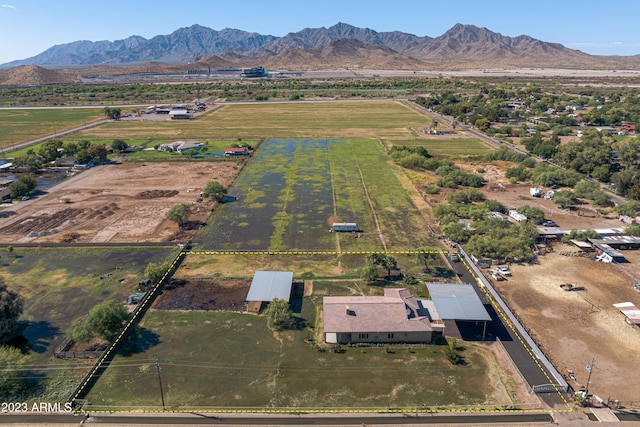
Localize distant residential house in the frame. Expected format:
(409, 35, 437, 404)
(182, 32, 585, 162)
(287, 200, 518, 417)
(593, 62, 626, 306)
(621, 122, 636, 133)
(323, 288, 434, 344)
(224, 147, 249, 156)
(158, 141, 204, 153)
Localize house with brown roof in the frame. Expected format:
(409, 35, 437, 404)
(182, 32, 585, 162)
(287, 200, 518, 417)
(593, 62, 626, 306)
(621, 122, 636, 133)
(323, 288, 433, 344)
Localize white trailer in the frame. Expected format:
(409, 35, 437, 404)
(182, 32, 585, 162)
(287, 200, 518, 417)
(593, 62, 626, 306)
(509, 210, 527, 222)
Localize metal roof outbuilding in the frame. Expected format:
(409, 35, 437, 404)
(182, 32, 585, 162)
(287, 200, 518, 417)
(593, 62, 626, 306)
(246, 271, 294, 303)
(426, 283, 491, 321)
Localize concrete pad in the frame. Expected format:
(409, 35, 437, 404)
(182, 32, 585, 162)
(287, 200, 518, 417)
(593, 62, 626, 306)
(591, 407, 620, 423)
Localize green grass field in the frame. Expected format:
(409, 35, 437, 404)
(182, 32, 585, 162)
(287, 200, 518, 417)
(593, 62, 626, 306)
(74, 101, 431, 140)
(85, 303, 513, 410)
(194, 139, 437, 251)
(388, 138, 493, 157)
(0, 246, 177, 401)
(0, 108, 105, 150)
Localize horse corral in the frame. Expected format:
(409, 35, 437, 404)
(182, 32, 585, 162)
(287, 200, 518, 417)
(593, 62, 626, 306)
(497, 247, 640, 403)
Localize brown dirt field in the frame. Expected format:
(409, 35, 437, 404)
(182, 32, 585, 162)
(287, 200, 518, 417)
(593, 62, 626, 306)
(0, 162, 239, 243)
(154, 279, 250, 311)
(495, 246, 640, 403)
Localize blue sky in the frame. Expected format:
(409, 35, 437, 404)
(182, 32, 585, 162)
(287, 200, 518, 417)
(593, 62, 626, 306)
(1, 0, 639, 64)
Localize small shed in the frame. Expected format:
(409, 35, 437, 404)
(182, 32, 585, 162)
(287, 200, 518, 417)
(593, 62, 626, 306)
(332, 223, 360, 232)
(246, 271, 294, 313)
(569, 239, 593, 252)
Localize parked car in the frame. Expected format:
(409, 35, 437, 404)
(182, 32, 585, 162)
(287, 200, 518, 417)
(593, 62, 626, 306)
(542, 220, 558, 227)
(21, 195, 30, 201)
(489, 269, 505, 281)
(496, 266, 511, 276)
(447, 253, 460, 262)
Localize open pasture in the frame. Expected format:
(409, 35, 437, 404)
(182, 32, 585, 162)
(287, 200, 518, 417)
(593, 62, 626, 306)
(85, 306, 515, 410)
(1, 246, 175, 356)
(194, 139, 436, 251)
(388, 138, 492, 157)
(74, 101, 431, 140)
(0, 108, 104, 150)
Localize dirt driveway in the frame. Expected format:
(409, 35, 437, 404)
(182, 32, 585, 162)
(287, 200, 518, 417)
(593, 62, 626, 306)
(0, 162, 239, 243)
(495, 246, 640, 404)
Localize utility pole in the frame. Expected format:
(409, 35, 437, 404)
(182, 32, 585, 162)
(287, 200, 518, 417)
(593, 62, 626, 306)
(585, 356, 596, 404)
(155, 358, 165, 410)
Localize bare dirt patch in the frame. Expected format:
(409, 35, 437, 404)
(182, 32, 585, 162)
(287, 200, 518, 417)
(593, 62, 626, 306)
(496, 247, 640, 403)
(0, 162, 239, 243)
(154, 279, 250, 311)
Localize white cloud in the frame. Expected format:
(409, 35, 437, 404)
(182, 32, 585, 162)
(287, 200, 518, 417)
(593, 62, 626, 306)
(1, 4, 16, 9)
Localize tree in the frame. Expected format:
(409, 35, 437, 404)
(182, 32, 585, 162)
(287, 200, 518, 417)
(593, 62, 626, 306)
(166, 204, 190, 226)
(263, 298, 293, 331)
(71, 299, 129, 342)
(616, 201, 640, 217)
(366, 253, 398, 278)
(88, 144, 108, 162)
(360, 263, 378, 282)
(8, 176, 37, 199)
(12, 150, 43, 173)
(144, 262, 169, 284)
(103, 107, 122, 120)
(553, 191, 577, 208)
(202, 181, 228, 202)
(516, 205, 544, 223)
(111, 139, 128, 152)
(0, 346, 30, 395)
(624, 223, 640, 236)
(38, 139, 63, 162)
(75, 149, 91, 164)
(475, 118, 491, 131)
(416, 249, 437, 273)
(63, 141, 79, 157)
(0, 281, 23, 341)
(445, 338, 460, 365)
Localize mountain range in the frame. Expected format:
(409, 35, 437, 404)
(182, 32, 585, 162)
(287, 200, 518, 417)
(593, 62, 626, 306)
(3, 22, 640, 71)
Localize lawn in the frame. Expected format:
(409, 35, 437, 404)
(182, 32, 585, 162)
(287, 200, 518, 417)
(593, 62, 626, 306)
(0, 108, 105, 150)
(388, 138, 493, 157)
(178, 252, 454, 284)
(85, 303, 514, 410)
(193, 139, 437, 251)
(73, 101, 431, 140)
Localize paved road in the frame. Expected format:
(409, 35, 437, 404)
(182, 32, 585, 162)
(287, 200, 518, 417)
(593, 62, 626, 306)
(0, 412, 554, 425)
(448, 259, 568, 408)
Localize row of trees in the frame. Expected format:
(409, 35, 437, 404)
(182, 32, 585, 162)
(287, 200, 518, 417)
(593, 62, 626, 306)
(13, 139, 113, 173)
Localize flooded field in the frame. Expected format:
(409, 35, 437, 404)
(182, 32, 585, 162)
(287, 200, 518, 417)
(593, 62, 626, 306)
(194, 139, 435, 251)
